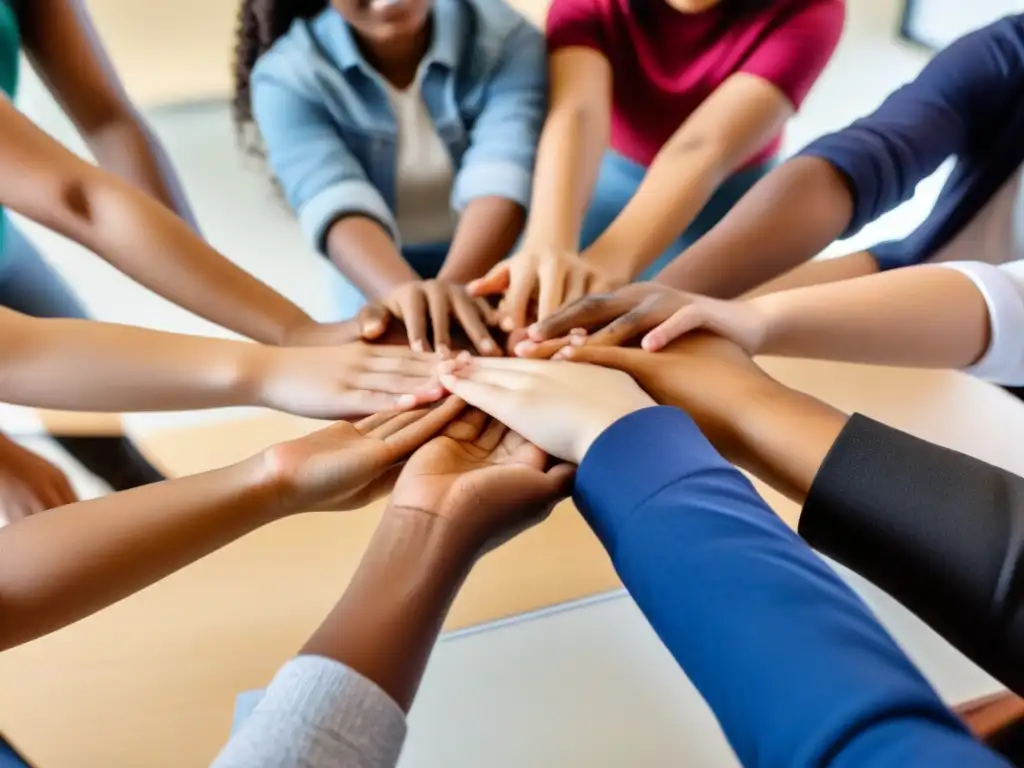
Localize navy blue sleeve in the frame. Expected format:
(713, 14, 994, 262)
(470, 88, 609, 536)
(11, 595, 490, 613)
(574, 406, 1008, 768)
(796, 15, 1024, 240)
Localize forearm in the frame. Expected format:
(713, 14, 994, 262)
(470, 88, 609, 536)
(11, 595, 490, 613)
(800, 414, 1024, 695)
(0, 310, 269, 412)
(44, 172, 312, 344)
(741, 250, 881, 299)
(438, 197, 524, 284)
(575, 408, 997, 767)
(655, 157, 854, 298)
(586, 146, 724, 280)
(522, 105, 607, 250)
(0, 457, 279, 651)
(87, 115, 199, 230)
(300, 508, 472, 710)
(722, 375, 849, 505)
(326, 216, 420, 301)
(751, 266, 991, 367)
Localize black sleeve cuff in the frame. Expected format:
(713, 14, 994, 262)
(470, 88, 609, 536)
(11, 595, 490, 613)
(800, 413, 1024, 693)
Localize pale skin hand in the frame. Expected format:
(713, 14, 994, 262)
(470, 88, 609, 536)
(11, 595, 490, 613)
(299, 408, 574, 712)
(0, 435, 77, 524)
(0, 398, 466, 651)
(438, 356, 655, 463)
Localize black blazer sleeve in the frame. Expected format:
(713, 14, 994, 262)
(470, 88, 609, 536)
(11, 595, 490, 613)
(799, 413, 1024, 693)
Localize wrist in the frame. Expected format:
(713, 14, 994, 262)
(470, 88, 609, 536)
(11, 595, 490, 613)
(231, 343, 280, 408)
(224, 453, 292, 524)
(380, 504, 481, 570)
(746, 295, 782, 356)
(584, 242, 638, 283)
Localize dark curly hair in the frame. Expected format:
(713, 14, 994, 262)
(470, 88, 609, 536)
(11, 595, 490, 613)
(233, 0, 327, 155)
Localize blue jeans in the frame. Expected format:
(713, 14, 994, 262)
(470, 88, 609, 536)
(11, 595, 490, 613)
(334, 242, 449, 320)
(0, 215, 164, 490)
(580, 150, 775, 280)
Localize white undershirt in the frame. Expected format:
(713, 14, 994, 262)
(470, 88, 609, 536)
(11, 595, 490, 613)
(383, 76, 458, 246)
(934, 162, 1024, 384)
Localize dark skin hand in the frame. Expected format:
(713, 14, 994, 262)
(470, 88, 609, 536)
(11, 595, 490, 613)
(373, 281, 503, 357)
(300, 408, 574, 711)
(513, 283, 694, 357)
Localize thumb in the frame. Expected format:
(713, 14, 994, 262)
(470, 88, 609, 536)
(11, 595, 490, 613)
(641, 305, 706, 352)
(357, 303, 391, 339)
(545, 462, 577, 496)
(468, 262, 510, 297)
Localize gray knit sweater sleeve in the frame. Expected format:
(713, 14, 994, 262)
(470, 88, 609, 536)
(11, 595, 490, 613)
(210, 655, 408, 768)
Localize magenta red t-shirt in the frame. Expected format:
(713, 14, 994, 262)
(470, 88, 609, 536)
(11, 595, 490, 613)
(546, 0, 845, 168)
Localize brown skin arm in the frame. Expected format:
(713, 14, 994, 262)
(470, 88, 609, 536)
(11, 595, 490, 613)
(559, 335, 848, 506)
(20, 0, 198, 228)
(0, 94, 329, 345)
(438, 196, 524, 284)
(741, 250, 881, 298)
(655, 157, 855, 298)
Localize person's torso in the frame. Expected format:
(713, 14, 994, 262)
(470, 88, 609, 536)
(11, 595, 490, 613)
(383, 73, 458, 244)
(255, 0, 527, 242)
(927, 161, 1024, 267)
(578, 0, 816, 167)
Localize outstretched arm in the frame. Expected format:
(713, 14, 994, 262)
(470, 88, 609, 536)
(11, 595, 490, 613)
(0, 95, 335, 346)
(655, 16, 1023, 298)
(0, 401, 463, 652)
(21, 0, 198, 228)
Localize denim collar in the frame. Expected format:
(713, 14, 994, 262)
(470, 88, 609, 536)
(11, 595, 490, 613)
(317, 0, 462, 76)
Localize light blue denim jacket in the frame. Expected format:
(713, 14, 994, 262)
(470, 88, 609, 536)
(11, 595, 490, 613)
(251, 0, 547, 253)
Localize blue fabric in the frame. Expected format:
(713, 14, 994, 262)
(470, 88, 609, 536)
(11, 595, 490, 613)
(574, 406, 1009, 768)
(0, 216, 90, 319)
(251, 0, 546, 254)
(798, 13, 1024, 270)
(580, 150, 774, 280)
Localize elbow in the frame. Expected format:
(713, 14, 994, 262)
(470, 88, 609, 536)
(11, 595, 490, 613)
(56, 176, 95, 226)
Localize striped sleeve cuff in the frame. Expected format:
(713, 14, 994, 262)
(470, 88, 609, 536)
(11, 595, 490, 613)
(938, 261, 1024, 386)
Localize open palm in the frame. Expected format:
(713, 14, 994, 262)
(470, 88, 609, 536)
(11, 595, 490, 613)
(390, 409, 575, 555)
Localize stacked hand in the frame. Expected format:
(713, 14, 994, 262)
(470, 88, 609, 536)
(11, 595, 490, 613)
(377, 279, 502, 357)
(469, 245, 624, 331)
(511, 282, 768, 356)
(0, 434, 77, 523)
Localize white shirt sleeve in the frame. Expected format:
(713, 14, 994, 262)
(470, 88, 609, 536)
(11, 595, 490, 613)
(938, 261, 1024, 386)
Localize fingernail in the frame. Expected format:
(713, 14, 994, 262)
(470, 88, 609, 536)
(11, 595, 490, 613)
(514, 340, 536, 355)
(412, 340, 425, 353)
(366, 320, 384, 333)
(570, 334, 586, 347)
(560, 346, 578, 359)
(500, 317, 514, 332)
(456, 350, 473, 364)
(527, 323, 541, 339)
(570, 327, 587, 337)
(437, 344, 451, 358)
(396, 394, 417, 408)
(642, 335, 660, 351)
(480, 339, 496, 354)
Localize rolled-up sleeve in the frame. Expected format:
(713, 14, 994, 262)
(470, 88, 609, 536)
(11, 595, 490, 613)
(451, 22, 547, 212)
(938, 260, 1024, 385)
(797, 17, 1020, 239)
(251, 63, 399, 252)
(211, 655, 407, 768)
